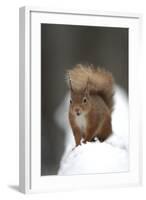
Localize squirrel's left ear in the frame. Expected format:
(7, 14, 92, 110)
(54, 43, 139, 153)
(84, 78, 90, 96)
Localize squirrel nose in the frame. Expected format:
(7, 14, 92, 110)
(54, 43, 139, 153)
(75, 108, 80, 116)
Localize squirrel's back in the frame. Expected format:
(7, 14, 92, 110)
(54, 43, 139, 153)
(66, 64, 115, 111)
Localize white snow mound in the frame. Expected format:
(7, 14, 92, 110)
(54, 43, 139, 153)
(58, 140, 128, 175)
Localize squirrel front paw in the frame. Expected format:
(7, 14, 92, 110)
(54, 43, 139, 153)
(72, 143, 81, 151)
(82, 139, 87, 144)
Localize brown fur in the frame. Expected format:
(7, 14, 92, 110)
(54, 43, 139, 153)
(66, 64, 114, 146)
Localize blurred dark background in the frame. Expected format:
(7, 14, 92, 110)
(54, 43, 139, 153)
(41, 24, 128, 175)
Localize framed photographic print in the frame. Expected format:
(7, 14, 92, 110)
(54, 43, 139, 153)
(19, 6, 142, 193)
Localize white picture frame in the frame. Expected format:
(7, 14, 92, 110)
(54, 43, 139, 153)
(19, 6, 142, 194)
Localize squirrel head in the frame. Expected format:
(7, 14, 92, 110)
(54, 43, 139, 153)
(66, 64, 115, 113)
(69, 79, 92, 117)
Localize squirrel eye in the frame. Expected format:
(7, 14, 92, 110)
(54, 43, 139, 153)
(83, 97, 87, 103)
(70, 99, 72, 104)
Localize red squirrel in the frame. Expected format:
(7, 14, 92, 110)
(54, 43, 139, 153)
(66, 64, 115, 146)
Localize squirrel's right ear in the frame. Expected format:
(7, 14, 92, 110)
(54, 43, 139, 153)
(67, 72, 74, 92)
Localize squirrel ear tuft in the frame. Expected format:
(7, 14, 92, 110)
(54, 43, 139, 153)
(67, 72, 74, 92)
(83, 78, 90, 95)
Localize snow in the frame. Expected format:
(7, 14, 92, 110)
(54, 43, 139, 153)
(54, 86, 129, 175)
(58, 141, 128, 175)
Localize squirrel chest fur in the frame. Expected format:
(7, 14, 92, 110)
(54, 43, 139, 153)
(67, 64, 114, 147)
(75, 114, 87, 132)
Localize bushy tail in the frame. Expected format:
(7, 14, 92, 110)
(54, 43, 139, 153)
(66, 64, 115, 111)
